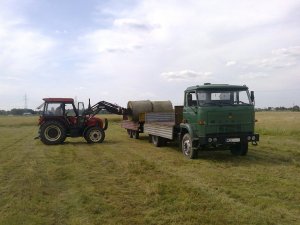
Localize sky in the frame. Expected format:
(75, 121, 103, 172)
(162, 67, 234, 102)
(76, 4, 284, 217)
(0, 0, 299, 110)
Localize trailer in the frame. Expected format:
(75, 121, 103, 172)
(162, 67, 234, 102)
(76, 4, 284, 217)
(144, 106, 183, 146)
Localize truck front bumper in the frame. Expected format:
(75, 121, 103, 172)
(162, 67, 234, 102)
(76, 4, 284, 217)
(198, 133, 259, 146)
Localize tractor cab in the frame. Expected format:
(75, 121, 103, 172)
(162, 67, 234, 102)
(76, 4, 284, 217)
(41, 98, 82, 126)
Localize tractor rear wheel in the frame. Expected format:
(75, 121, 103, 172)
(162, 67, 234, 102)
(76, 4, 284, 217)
(85, 127, 105, 143)
(40, 121, 66, 145)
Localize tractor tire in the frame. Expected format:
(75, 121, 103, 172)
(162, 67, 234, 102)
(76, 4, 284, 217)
(230, 141, 248, 156)
(182, 133, 198, 159)
(40, 121, 66, 145)
(85, 127, 105, 143)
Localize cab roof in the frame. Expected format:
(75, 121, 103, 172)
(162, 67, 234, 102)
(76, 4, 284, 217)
(186, 83, 248, 92)
(43, 98, 74, 103)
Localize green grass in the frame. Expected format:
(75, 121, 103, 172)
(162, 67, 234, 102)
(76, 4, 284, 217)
(0, 113, 299, 225)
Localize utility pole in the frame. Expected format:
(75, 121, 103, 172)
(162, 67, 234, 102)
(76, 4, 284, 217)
(24, 94, 28, 109)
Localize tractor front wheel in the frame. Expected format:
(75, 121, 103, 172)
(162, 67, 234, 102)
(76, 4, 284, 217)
(85, 127, 105, 143)
(40, 121, 66, 145)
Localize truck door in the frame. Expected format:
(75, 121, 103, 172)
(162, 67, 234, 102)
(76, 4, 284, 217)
(183, 91, 199, 132)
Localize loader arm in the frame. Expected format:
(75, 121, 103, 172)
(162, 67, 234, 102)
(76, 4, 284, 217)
(83, 101, 131, 116)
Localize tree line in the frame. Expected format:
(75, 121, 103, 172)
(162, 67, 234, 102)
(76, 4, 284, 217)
(0, 108, 37, 115)
(0, 105, 299, 116)
(256, 105, 300, 112)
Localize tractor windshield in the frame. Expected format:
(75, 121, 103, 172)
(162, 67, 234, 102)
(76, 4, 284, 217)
(197, 89, 251, 106)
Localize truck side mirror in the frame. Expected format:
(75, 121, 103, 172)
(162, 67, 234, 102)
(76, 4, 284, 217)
(250, 91, 255, 103)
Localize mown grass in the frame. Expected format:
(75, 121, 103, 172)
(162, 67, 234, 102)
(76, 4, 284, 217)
(0, 112, 299, 225)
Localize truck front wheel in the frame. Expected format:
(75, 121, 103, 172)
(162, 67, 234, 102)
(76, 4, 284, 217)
(182, 133, 197, 159)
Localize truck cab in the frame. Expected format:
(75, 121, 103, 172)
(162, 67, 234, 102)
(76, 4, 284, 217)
(181, 83, 259, 158)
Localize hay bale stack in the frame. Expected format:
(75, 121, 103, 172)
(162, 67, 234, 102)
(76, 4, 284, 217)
(152, 101, 173, 113)
(127, 100, 152, 121)
(127, 100, 173, 121)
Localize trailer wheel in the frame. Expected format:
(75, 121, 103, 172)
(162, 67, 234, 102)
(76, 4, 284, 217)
(182, 133, 197, 159)
(85, 127, 105, 143)
(40, 121, 66, 145)
(230, 141, 248, 156)
(132, 131, 139, 139)
(128, 130, 133, 138)
(152, 135, 164, 147)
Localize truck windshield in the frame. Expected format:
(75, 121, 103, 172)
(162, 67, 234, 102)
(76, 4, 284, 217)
(197, 90, 251, 106)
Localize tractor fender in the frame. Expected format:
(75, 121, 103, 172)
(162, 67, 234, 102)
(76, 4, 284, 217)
(103, 118, 108, 131)
(83, 119, 107, 137)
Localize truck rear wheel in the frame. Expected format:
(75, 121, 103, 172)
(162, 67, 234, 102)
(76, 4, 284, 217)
(230, 141, 248, 156)
(85, 127, 105, 143)
(182, 133, 197, 159)
(40, 121, 66, 145)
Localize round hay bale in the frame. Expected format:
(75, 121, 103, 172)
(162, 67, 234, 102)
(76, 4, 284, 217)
(151, 101, 173, 112)
(127, 100, 152, 121)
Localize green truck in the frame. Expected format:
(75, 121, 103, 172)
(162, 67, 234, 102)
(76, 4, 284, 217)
(123, 83, 259, 159)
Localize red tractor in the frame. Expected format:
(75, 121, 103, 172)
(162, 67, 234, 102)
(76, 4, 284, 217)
(36, 98, 128, 145)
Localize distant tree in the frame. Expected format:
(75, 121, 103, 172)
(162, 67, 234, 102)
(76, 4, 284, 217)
(292, 105, 300, 111)
(10, 108, 35, 115)
(0, 110, 7, 115)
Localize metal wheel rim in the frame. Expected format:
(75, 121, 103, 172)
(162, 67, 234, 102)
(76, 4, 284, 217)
(183, 139, 191, 156)
(89, 129, 102, 142)
(152, 136, 158, 144)
(45, 125, 61, 141)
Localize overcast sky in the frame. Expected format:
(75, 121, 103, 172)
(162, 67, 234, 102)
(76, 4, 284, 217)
(0, 0, 299, 110)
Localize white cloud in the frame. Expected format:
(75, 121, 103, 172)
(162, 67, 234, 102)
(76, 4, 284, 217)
(239, 72, 270, 79)
(226, 61, 237, 66)
(161, 70, 212, 81)
(248, 46, 300, 69)
(1, 0, 300, 109)
(0, 17, 55, 78)
(113, 18, 158, 31)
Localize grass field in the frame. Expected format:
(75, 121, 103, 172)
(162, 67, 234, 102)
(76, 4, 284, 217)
(0, 112, 299, 225)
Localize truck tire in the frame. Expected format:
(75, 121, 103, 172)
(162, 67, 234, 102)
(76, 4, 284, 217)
(85, 127, 105, 143)
(182, 133, 197, 159)
(152, 135, 164, 147)
(230, 141, 248, 156)
(40, 121, 66, 145)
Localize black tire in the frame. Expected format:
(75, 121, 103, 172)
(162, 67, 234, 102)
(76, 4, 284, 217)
(84, 127, 105, 143)
(128, 130, 133, 138)
(182, 133, 197, 159)
(132, 130, 139, 139)
(230, 141, 248, 156)
(40, 121, 66, 145)
(152, 135, 165, 147)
